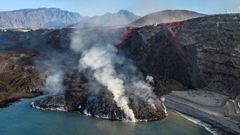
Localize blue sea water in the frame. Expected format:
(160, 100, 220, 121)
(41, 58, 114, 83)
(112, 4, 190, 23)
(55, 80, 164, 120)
(0, 98, 212, 135)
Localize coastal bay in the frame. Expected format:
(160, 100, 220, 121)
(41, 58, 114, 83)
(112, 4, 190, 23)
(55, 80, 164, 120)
(0, 98, 212, 135)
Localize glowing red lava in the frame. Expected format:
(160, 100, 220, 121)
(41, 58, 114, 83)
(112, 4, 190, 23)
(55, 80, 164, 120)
(116, 28, 137, 47)
(168, 22, 187, 63)
(122, 28, 137, 41)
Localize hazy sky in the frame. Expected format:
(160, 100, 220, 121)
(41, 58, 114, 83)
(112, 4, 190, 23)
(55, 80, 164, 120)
(0, 0, 240, 16)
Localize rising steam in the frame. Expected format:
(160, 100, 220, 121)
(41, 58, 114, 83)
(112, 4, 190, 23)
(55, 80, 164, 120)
(80, 45, 136, 121)
(71, 27, 159, 122)
(45, 70, 65, 94)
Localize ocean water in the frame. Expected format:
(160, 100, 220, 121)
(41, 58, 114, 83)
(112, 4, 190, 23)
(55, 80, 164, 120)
(0, 98, 212, 135)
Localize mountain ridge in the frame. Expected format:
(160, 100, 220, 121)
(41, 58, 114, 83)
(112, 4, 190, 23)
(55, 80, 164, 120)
(0, 8, 139, 29)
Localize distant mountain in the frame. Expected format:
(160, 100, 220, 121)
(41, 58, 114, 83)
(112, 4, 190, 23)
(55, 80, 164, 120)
(130, 10, 205, 27)
(0, 8, 139, 29)
(70, 10, 140, 28)
(89, 10, 140, 26)
(0, 8, 84, 29)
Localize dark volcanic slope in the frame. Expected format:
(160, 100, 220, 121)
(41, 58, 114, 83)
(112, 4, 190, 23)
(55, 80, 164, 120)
(178, 14, 240, 96)
(130, 10, 205, 27)
(121, 14, 240, 97)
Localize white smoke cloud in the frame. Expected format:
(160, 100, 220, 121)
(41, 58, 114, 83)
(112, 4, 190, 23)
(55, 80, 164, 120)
(33, 51, 71, 95)
(131, 80, 156, 109)
(146, 75, 154, 83)
(80, 46, 113, 70)
(80, 45, 136, 121)
(71, 27, 160, 122)
(44, 70, 65, 94)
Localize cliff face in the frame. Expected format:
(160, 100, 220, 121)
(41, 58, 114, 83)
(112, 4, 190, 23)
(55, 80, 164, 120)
(120, 14, 240, 97)
(178, 14, 240, 96)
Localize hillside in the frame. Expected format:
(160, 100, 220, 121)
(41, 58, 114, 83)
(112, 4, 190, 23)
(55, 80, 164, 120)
(130, 10, 205, 27)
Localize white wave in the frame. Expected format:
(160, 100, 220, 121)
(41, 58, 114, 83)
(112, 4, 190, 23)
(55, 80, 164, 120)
(31, 102, 67, 112)
(83, 109, 92, 116)
(176, 112, 219, 135)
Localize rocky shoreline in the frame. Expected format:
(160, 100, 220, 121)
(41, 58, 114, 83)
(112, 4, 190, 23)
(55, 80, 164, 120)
(31, 89, 167, 122)
(164, 91, 240, 135)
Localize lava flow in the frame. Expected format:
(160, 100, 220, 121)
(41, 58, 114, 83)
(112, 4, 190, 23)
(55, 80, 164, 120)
(168, 22, 187, 63)
(116, 28, 137, 47)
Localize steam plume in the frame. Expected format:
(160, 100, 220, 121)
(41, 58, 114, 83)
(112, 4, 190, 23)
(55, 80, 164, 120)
(45, 70, 64, 94)
(71, 27, 160, 122)
(80, 45, 136, 121)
